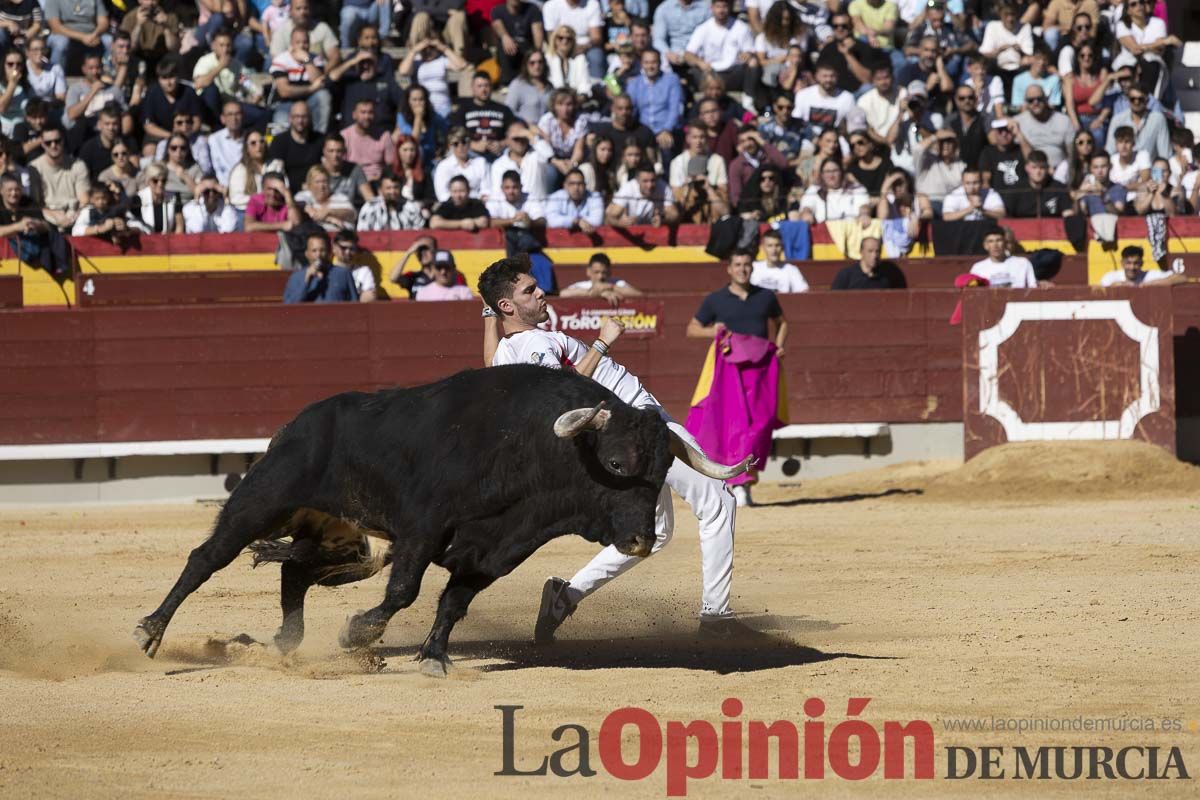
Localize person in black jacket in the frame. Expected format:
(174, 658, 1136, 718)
(831, 237, 908, 290)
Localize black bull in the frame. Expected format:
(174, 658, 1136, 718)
(133, 365, 748, 675)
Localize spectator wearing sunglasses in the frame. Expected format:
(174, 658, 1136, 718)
(29, 124, 88, 229)
(1041, 0, 1099, 52)
(1105, 84, 1171, 162)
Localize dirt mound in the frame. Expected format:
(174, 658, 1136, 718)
(927, 440, 1200, 501)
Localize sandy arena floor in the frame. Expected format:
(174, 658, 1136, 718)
(1, 442, 1199, 798)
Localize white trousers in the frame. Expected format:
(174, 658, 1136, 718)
(564, 420, 737, 617)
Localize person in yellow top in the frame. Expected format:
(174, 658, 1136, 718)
(849, 0, 905, 76)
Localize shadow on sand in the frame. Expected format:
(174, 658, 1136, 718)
(754, 488, 923, 508)
(378, 622, 893, 674)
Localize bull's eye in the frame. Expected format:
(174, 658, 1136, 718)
(608, 459, 624, 474)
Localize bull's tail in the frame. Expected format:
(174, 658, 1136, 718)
(249, 538, 296, 567)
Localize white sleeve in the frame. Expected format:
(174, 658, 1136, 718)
(941, 190, 966, 215)
(1022, 259, 1038, 287)
(585, 0, 603, 28)
(787, 266, 810, 293)
(1099, 270, 1121, 287)
(983, 189, 1005, 213)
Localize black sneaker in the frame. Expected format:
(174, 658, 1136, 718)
(534, 577, 577, 644)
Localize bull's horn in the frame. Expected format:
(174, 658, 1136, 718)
(554, 402, 612, 438)
(669, 430, 754, 480)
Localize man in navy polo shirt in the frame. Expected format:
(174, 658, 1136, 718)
(688, 248, 788, 345)
(686, 248, 789, 506)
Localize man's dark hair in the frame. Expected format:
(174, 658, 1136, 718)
(263, 170, 287, 185)
(730, 248, 755, 261)
(635, 162, 656, 177)
(1121, 245, 1145, 260)
(156, 56, 180, 79)
(212, 27, 234, 42)
(1089, 151, 1110, 164)
(323, 132, 346, 149)
(99, 103, 121, 121)
(306, 230, 329, 248)
(1027, 149, 1049, 166)
(473, 70, 492, 84)
(565, 167, 586, 183)
(589, 252, 611, 268)
(1113, 125, 1135, 143)
(448, 175, 469, 188)
(762, 229, 782, 242)
(113, 29, 131, 44)
(501, 169, 522, 184)
(334, 228, 357, 244)
(478, 255, 532, 312)
(24, 98, 47, 118)
(1171, 127, 1195, 148)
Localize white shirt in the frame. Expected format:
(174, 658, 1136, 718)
(980, 21, 1034, 72)
(351, 264, 377, 295)
(751, 259, 809, 293)
(685, 17, 754, 73)
(567, 278, 630, 291)
(667, 152, 728, 188)
(941, 186, 1005, 220)
(970, 256, 1038, 288)
(1113, 17, 1167, 69)
(492, 328, 659, 410)
(182, 198, 239, 233)
(486, 193, 546, 224)
(542, 0, 604, 47)
(433, 154, 492, 201)
(1109, 150, 1150, 188)
(610, 177, 673, 223)
(798, 185, 869, 223)
(207, 128, 244, 186)
(793, 84, 857, 134)
(1099, 267, 1172, 287)
(856, 88, 901, 140)
(490, 145, 553, 199)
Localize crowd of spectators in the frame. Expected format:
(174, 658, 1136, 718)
(0, 0, 1191, 279)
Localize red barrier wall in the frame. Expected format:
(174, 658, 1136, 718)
(0, 290, 962, 445)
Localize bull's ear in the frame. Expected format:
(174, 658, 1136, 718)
(554, 403, 612, 438)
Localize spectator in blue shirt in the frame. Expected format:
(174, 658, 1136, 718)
(625, 49, 683, 160)
(652, 0, 710, 72)
(283, 231, 359, 303)
(544, 168, 604, 232)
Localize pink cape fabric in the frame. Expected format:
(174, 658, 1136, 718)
(684, 331, 784, 487)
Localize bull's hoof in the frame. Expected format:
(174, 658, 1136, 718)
(418, 656, 451, 678)
(133, 617, 165, 659)
(273, 626, 304, 655)
(338, 610, 387, 650)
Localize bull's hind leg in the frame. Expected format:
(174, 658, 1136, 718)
(416, 572, 496, 677)
(274, 561, 314, 655)
(134, 476, 297, 658)
(338, 534, 438, 650)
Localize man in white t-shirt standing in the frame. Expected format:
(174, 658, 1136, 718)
(684, 0, 761, 113)
(751, 229, 810, 293)
(969, 228, 1042, 289)
(479, 256, 747, 642)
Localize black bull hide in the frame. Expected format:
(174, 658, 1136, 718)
(133, 365, 676, 674)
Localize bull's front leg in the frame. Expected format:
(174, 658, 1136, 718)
(417, 572, 495, 677)
(339, 535, 435, 650)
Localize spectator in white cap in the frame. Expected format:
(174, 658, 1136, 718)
(417, 250, 476, 301)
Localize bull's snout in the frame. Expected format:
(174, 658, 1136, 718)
(616, 533, 655, 558)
